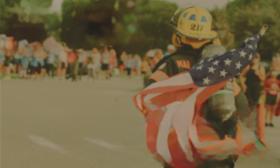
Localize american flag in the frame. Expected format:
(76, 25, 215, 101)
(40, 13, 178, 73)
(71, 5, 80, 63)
(190, 35, 260, 86)
(133, 34, 261, 167)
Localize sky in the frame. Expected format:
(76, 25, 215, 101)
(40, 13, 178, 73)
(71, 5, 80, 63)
(165, 0, 233, 9)
(49, 0, 64, 14)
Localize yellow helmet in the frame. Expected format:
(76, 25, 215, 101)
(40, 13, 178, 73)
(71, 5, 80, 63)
(171, 6, 217, 40)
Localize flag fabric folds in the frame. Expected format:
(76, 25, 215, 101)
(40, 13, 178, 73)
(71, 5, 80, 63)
(134, 73, 258, 167)
(133, 34, 262, 167)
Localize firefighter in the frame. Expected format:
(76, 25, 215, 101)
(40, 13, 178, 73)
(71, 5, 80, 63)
(148, 7, 223, 168)
(146, 6, 219, 86)
(138, 6, 268, 168)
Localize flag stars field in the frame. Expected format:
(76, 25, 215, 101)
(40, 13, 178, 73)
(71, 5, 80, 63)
(224, 59, 232, 66)
(213, 60, 219, 66)
(203, 77, 211, 85)
(208, 66, 215, 73)
(220, 70, 227, 77)
(196, 65, 203, 70)
(236, 62, 242, 70)
(240, 51, 247, 58)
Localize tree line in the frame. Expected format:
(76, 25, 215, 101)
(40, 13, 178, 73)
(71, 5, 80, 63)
(0, 0, 279, 58)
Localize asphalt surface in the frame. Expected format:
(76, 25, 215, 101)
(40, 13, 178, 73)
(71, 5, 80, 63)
(1, 77, 280, 168)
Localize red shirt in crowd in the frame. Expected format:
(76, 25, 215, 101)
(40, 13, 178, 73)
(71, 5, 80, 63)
(264, 77, 280, 96)
(67, 51, 77, 64)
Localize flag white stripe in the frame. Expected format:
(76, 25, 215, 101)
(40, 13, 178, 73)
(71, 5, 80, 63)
(156, 102, 180, 162)
(135, 95, 143, 110)
(146, 73, 192, 90)
(137, 72, 198, 163)
(172, 87, 205, 161)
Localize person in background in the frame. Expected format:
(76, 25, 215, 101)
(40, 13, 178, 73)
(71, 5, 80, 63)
(264, 70, 280, 127)
(33, 43, 48, 78)
(3, 37, 16, 77)
(57, 46, 68, 79)
(13, 44, 23, 75)
(241, 53, 266, 107)
(273, 53, 280, 117)
(66, 50, 78, 81)
(119, 51, 128, 75)
(131, 55, 138, 76)
(87, 55, 94, 80)
(20, 55, 31, 79)
(46, 53, 57, 78)
(92, 48, 101, 79)
(29, 55, 41, 79)
(5, 36, 16, 61)
(134, 54, 142, 75)
(125, 54, 133, 77)
(240, 53, 266, 137)
(23, 43, 33, 78)
(108, 46, 117, 77)
(17, 40, 29, 78)
(77, 49, 88, 79)
(101, 46, 111, 79)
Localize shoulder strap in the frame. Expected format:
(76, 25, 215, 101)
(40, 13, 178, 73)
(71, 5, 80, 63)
(151, 53, 175, 73)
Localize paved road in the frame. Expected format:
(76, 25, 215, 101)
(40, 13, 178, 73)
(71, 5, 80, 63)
(1, 77, 279, 168)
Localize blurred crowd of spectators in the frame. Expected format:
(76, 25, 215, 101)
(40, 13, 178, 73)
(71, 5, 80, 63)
(240, 53, 280, 127)
(0, 34, 149, 80)
(1, 34, 279, 126)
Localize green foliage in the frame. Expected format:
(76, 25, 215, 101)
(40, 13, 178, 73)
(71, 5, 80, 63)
(137, 1, 176, 45)
(20, 0, 52, 9)
(226, 0, 280, 59)
(211, 8, 235, 49)
(60, 0, 177, 54)
(61, 0, 116, 49)
(0, 0, 60, 40)
(117, 0, 177, 53)
(1, 0, 279, 58)
(0, 0, 7, 32)
(44, 14, 61, 34)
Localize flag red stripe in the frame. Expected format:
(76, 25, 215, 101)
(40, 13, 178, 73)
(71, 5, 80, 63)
(168, 129, 196, 168)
